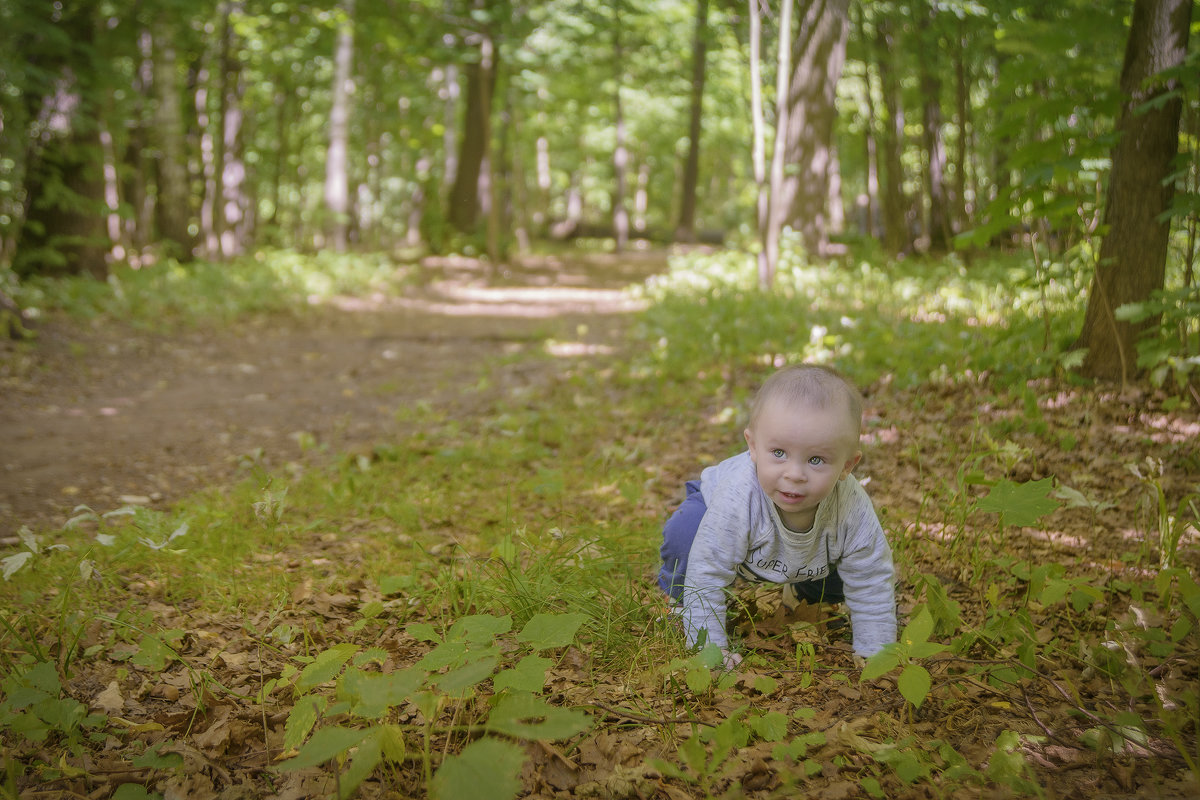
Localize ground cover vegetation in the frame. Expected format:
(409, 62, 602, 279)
(0, 243, 1197, 799)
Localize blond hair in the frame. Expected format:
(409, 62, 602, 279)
(748, 364, 863, 437)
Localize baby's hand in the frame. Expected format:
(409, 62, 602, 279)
(720, 648, 743, 671)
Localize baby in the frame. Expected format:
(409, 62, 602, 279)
(658, 364, 897, 666)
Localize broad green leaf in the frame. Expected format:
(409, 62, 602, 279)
(901, 608, 935, 647)
(376, 724, 407, 763)
(861, 646, 902, 681)
(516, 613, 587, 650)
(974, 479, 1060, 528)
(2, 551, 32, 580)
(407, 622, 440, 642)
(685, 665, 711, 693)
(277, 725, 369, 771)
(283, 695, 327, 751)
(435, 654, 499, 695)
(898, 664, 932, 708)
(485, 692, 592, 740)
(417, 641, 468, 672)
(112, 785, 156, 800)
(431, 737, 525, 800)
(131, 635, 175, 671)
(340, 667, 423, 719)
(296, 644, 359, 691)
(338, 733, 383, 799)
(448, 614, 512, 644)
(132, 741, 183, 769)
(493, 654, 552, 693)
(748, 710, 789, 742)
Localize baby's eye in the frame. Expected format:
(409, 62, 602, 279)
(771, 448, 786, 459)
(809, 456, 826, 466)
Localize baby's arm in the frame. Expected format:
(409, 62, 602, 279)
(679, 506, 749, 651)
(837, 497, 898, 657)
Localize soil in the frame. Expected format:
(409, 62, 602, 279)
(0, 252, 668, 538)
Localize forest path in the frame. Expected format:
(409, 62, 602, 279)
(0, 251, 668, 537)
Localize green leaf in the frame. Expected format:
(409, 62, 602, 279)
(485, 692, 592, 740)
(431, 737, 525, 800)
(898, 664, 932, 708)
(131, 635, 176, 671)
(408, 622, 440, 642)
(901, 608, 935, 647)
(338, 732, 383, 799)
(448, 614, 512, 644)
(493, 654, 552, 693)
(748, 710, 789, 742)
(283, 695, 327, 751)
(416, 641, 468, 672)
(340, 667, 423, 719)
(974, 479, 1060, 528)
(277, 725, 369, 770)
(296, 644, 359, 691)
(132, 741, 183, 769)
(861, 646, 902, 681)
(516, 613, 588, 650)
(435, 653, 499, 695)
(685, 665, 711, 693)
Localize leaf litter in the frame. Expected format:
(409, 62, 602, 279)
(0, 253, 1198, 799)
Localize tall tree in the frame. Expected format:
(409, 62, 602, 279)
(916, 0, 949, 252)
(611, 1, 631, 253)
(151, 17, 195, 260)
(447, 3, 498, 235)
(780, 0, 850, 258)
(1076, 0, 1193, 382)
(675, 0, 709, 242)
(875, 13, 909, 255)
(325, 0, 355, 252)
(761, 0, 795, 287)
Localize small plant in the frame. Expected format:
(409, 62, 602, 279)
(861, 608, 947, 712)
(277, 612, 592, 800)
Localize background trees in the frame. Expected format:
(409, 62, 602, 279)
(1, 0, 1197, 383)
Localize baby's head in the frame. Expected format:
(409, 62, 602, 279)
(748, 364, 863, 446)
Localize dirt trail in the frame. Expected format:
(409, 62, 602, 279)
(0, 252, 667, 537)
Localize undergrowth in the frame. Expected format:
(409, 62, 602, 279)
(1, 245, 1197, 798)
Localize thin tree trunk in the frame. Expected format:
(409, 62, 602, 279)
(917, 0, 949, 252)
(763, 0, 795, 288)
(780, 0, 849, 258)
(447, 18, 496, 234)
(749, 0, 769, 286)
(325, 0, 355, 252)
(1077, 0, 1192, 382)
(876, 16, 908, 255)
(675, 0, 709, 242)
(612, 4, 630, 253)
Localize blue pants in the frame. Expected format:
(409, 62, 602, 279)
(658, 481, 845, 603)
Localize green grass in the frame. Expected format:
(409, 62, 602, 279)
(1, 245, 1197, 798)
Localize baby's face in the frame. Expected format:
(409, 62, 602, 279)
(744, 399, 862, 531)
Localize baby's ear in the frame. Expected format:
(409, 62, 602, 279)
(743, 427, 754, 448)
(841, 450, 863, 478)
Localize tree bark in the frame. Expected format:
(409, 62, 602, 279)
(675, 0, 709, 242)
(917, 0, 949, 252)
(876, 15, 909, 255)
(780, 0, 850, 259)
(612, 3, 630, 253)
(762, 0, 795, 288)
(152, 18, 195, 260)
(749, 0, 769, 286)
(447, 26, 497, 234)
(1077, 0, 1192, 382)
(325, 0, 355, 252)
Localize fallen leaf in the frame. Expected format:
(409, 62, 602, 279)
(94, 681, 125, 713)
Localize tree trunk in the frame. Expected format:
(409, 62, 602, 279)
(675, 0, 709, 242)
(876, 16, 909, 255)
(917, 0, 949, 253)
(749, 0, 769, 286)
(1077, 0, 1192, 382)
(13, 4, 109, 278)
(780, 0, 850, 259)
(612, 4, 630, 253)
(762, 0, 795, 288)
(447, 27, 496, 234)
(325, 0, 355, 252)
(152, 18, 195, 260)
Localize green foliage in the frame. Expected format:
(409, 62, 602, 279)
(13, 249, 413, 330)
(0, 661, 105, 746)
(635, 243, 1084, 392)
(277, 613, 591, 800)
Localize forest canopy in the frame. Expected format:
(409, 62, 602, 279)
(0, 0, 1197, 385)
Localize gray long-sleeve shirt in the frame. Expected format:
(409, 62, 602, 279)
(680, 451, 897, 656)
